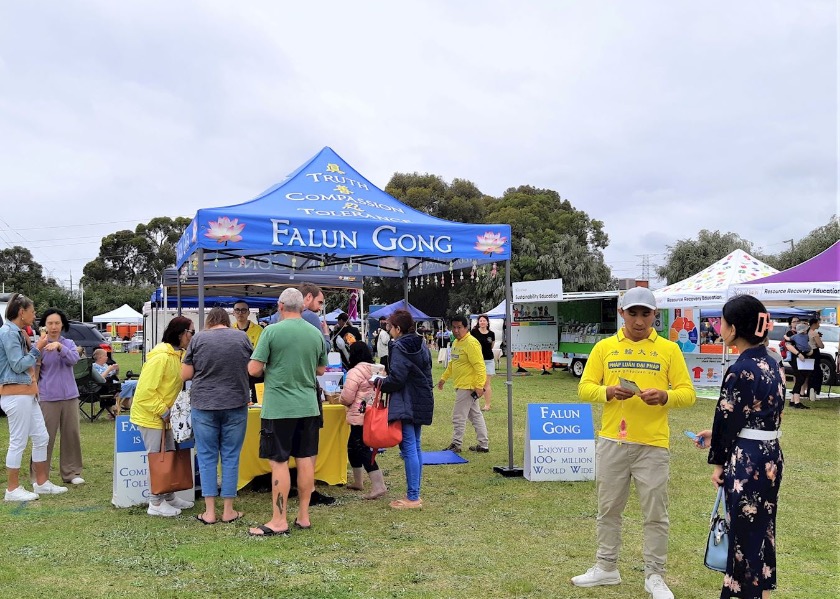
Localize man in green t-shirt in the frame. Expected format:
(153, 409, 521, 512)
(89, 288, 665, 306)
(247, 288, 327, 536)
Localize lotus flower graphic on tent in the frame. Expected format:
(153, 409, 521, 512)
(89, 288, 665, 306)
(474, 232, 507, 255)
(204, 217, 245, 244)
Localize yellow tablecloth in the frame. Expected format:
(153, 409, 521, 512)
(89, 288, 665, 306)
(237, 404, 350, 490)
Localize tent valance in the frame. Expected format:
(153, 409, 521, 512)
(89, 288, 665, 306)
(368, 300, 434, 321)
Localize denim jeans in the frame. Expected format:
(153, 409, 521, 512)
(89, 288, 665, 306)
(399, 422, 423, 501)
(192, 406, 248, 498)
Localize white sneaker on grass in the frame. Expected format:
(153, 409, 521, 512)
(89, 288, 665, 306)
(571, 565, 621, 587)
(4, 487, 39, 502)
(70, 477, 85, 485)
(32, 480, 68, 495)
(645, 574, 674, 599)
(167, 497, 194, 509)
(148, 502, 181, 517)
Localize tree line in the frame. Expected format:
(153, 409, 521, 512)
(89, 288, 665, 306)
(1, 177, 836, 321)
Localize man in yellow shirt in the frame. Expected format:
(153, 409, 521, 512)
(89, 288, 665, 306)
(437, 315, 488, 452)
(572, 287, 695, 599)
(232, 300, 262, 404)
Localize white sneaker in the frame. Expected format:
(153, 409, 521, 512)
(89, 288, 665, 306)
(70, 477, 85, 485)
(32, 480, 68, 495)
(4, 486, 39, 502)
(571, 565, 621, 587)
(809, 388, 816, 401)
(645, 574, 674, 599)
(167, 497, 194, 509)
(147, 502, 181, 517)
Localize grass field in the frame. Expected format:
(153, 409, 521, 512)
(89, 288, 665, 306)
(1, 355, 837, 599)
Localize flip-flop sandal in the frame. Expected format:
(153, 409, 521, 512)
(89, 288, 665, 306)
(195, 514, 216, 525)
(389, 499, 423, 510)
(293, 520, 311, 530)
(222, 511, 244, 523)
(248, 524, 290, 537)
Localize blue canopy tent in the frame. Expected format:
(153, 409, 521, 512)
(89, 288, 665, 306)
(174, 147, 518, 476)
(368, 300, 434, 321)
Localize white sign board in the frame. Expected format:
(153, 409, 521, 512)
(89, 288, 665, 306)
(511, 302, 558, 352)
(513, 278, 563, 303)
(524, 403, 595, 481)
(684, 353, 730, 388)
(112, 416, 195, 507)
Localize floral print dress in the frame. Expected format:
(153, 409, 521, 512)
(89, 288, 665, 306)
(708, 345, 785, 599)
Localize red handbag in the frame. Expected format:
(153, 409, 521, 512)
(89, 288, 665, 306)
(363, 386, 402, 464)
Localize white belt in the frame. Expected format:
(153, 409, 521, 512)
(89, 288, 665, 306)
(738, 429, 782, 441)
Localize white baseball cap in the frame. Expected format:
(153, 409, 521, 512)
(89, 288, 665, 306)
(620, 287, 657, 310)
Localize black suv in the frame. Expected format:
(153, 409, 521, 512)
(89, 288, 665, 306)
(63, 321, 113, 358)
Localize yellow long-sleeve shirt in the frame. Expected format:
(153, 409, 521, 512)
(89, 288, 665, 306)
(440, 333, 486, 390)
(578, 328, 696, 448)
(129, 342, 185, 430)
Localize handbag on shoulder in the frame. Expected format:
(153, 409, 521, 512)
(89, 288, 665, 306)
(362, 386, 402, 464)
(704, 486, 730, 573)
(147, 427, 193, 496)
(170, 389, 193, 443)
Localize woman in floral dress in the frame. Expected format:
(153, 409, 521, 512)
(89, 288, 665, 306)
(696, 295, 784, 599)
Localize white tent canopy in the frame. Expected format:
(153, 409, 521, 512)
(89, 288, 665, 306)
(654, 250, 778, 308)
(92, 304, 144, 324)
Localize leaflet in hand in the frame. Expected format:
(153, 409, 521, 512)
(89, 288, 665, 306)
(369, 374, 387, 384)
(618, 377, 641, 395)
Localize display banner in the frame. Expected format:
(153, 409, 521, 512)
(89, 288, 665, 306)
(683, 353, 730, 388)
(512, 278, 563, 302)
(511, 302, 558, 352)
(112, 416, 195, 508)
(524, 404, 595, 481)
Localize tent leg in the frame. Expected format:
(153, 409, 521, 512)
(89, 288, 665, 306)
(494, 259, 522, 477)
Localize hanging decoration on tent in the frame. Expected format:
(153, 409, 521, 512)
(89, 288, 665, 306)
(290, 256, 297, 279)
(490, 262, 498, 278)
(471, 260, 477, 281)
(459, 269, 464, 282)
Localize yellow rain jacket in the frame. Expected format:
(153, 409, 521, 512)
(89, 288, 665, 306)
(129, 342, 185, 430)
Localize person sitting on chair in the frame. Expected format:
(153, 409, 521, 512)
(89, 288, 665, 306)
(91, 349, 124, 418)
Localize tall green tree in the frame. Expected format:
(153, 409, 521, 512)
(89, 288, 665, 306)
(82, 216, 191, 287)
(0, 246, 49, 294)
(656, 230, 754, 285)
(769, 216, 840, 270)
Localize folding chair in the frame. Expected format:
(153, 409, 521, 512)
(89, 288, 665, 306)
(74, 357, 111, 422)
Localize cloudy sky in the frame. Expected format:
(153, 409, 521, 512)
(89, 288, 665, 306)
(0, 1, 836, 289)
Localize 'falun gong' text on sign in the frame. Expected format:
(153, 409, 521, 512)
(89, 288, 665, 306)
(524, 404, 595, 481)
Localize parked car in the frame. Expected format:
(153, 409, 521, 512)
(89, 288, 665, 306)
(63, 321, 113, 359)
(768, 321, 838, 386)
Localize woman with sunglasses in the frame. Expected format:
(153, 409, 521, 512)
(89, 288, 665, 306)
(130, 316, 195, 517)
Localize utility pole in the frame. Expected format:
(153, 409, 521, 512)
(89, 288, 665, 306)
(783, 239, 794, 252)
(637, 254, 652, 280)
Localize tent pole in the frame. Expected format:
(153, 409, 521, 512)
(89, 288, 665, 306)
(494, 259, 522, 477)
(402, 260, 409, 306)
(176, 272, 182, 316)
(197, 249, 205, 331)
(359, 289, 365, 341)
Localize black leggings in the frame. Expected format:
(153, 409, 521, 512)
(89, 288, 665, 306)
(347, 425, 379, 472)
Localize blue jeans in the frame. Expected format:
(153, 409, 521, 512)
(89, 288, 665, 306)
(192, 406, 248, 498)
(399, 422, 423, 501)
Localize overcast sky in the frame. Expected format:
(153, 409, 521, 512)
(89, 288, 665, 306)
(0, 1, 836, 290)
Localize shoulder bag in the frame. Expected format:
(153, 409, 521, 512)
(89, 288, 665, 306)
(148, 427, 193, 495)
(704, 486, 730, 573)
(362, 385, 402, 465)
(170, 389, 193, 443)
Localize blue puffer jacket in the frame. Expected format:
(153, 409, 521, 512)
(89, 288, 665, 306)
(380, 333, 434, 425)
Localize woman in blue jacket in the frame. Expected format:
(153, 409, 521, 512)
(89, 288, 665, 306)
(378, 309, 433, 509)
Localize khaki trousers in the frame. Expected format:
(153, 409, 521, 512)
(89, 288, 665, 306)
(595, 438, 670, 578)
(451, 389, 488, 448)
(39, 399, 83, 482)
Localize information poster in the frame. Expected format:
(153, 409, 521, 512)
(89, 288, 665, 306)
(112, 416, 195, 508)
(684, 354, 729, 387)
(668, 307, 700, 354)
(524, 403, 595, 481)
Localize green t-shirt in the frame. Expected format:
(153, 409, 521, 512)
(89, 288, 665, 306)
(251, 317, 327, 419)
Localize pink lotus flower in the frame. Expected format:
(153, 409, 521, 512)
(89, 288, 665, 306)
(474, 231, 507, 254)
(204, 217, 245, 244)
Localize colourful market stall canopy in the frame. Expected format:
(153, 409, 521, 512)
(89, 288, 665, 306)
(176, 147, 511, 278)
(654, 250, 778, 307)
(730, 241, 840, 307)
